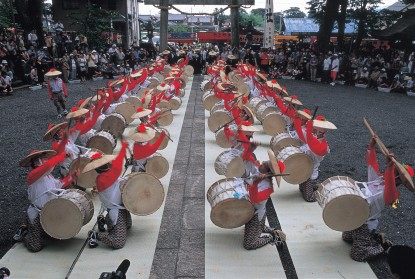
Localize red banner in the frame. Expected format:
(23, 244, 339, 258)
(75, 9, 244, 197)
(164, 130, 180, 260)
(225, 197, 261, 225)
(197, 32, 231, 42)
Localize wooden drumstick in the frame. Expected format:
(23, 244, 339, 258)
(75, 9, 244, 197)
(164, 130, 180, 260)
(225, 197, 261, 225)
(236, 139, 270, 148)
(214, 118, 236, 133)
(363, 118, 390, 157)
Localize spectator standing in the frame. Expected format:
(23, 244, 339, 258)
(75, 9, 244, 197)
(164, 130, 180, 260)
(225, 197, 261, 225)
(27, 30, 38, 47)
(323, 54, 331, 83)
(68, 54, 78, 80)
(78, 53, 87, 81)
(0, 71, 13, 95)
(309, 54, 318, 82)
(330, 54, 340, 86)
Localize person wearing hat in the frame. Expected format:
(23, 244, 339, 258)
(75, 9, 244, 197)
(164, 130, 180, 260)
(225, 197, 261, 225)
(87, 142, 132, 249)
(243, 154, 286, 250)
(130, 124, 166, 172)
(14, 149, 79, 252)
(46, 68, 68, 118)
(341, 138, 414, 262)
(299, 115, 336, 202)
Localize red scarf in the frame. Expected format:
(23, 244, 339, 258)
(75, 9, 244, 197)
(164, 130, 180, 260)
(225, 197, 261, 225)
(133, 133, 166, 160)
(306, 121, 329, 156)
(384, 162, 399, 206)
(249, 179, 274, 204)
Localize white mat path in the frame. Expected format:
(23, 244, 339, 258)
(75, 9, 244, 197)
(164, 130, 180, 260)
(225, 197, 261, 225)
(0, 77, 194, 279)
(204, 110, 286, 279)
(253, 130, 376, 279)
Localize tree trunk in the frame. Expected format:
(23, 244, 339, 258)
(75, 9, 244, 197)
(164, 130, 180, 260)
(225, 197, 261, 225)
(317, 0, 341, 52)
(337, 0, 347, 51)
(14, 0, 30, 31)
(28, 0, 44, 46)
(353, 0, 367, 50)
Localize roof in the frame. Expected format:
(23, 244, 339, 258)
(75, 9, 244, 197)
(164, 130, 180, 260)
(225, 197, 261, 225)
(384, 1, 407, 12)
(283, 18, 358, 35)
(187, 16, 213, 23)
(169, 14, 187, 21)
(374, 10, 415, 39)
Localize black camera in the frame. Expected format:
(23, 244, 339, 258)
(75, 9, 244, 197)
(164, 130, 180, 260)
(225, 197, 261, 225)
(0, 267, 10, 279)
(99, 259, 130, 279)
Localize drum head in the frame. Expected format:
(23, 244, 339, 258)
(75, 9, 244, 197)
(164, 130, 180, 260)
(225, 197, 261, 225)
(101, 114, 126, 138)
(169, 97, 182, 110)
(126, 96, 143, 109)
(87, 134, 114, 154)
(40, 197, 83, 239)
(184, 65, 194, 76)
(157, 110, 174, 127)
(271, 136, 302, 155)
(202, 94, 219, 111)
(211, 198, 254, 229)
(283, 152, 313, 184)
(225, 156, 244, 178)
(146, 155, 169, 179)
(115, 102, 135, 124)
(322, 193, 369, 232)
(215, 130, 232, 149)
(208, 111, 232, 132)
(69, 157, 98, 189)
(262, 113, 286, 136)
(156, 100, 171, 110)
(122, 173, 165, 215)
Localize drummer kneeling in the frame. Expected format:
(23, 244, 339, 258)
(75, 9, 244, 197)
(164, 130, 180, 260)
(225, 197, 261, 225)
(85, 143, 132, 249)
(243, 160, 286, 250)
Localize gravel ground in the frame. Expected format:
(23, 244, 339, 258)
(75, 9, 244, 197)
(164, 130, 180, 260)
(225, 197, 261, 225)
(279, 79, 415, 278)
(0, 80, 107, 257)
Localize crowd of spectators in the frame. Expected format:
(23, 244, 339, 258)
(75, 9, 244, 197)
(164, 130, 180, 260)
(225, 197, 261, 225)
(246, 42, 415, 94)
(0, 27, 154, 96)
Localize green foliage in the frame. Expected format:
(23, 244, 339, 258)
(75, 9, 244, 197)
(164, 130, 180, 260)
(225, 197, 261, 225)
(307, 0, 326, 23)
(283, 7, 306, 18)
(69, 4, 119, 49)
(168, 24, 190, 33)
(274, 12, 284, 32)
(239, 9, 264, 28)
(251, 8, 265, 17)
(0, 0, 15, 30)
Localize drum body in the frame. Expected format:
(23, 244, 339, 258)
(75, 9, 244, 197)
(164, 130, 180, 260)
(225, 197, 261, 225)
(146, 153, 169, 179)
(101, 113, 126, 138)
(208, 109, 232, 132)
(201, 80, 213, 92)
(69, 157, 98, 189)
(207, 178, 254, 229)
(215, 124, 237, 148)
(316, 176, 370, 232)
(270, 133, 302, 155)
(210, 101, 225, 115)
(202, 91, 219, 111)
(214, 149, 244, 178)
(121, 173, 165, 216)
(262, 112, 286, 136)
(40, 189, 94, 239)
(169, 96, 182, 110)
(87, 130, 116, 154)
(277, 146, 313, 184)
(115, 102, 135, 124)
(78, 129, 95, 147)
(104, 103, 117, 115)
(249, 97, 267, 113)
(256, 102, 279, 122)
(94, 114, 106, 131)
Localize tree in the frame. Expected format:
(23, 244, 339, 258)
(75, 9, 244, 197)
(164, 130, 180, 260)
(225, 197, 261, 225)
(69, 4, 119, 49)
(168, 24, 190, 33)
(239, 9, 264, 28)
(316, 0, 341, 51)
(283, 7, 306, 18)
(0, 0, 15, 30)
(251, 8, 265, 17)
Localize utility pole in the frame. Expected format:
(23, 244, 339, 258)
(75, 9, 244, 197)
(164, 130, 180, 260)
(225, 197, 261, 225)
(230, 0, 240, 49)
(159, 0, 168, 51)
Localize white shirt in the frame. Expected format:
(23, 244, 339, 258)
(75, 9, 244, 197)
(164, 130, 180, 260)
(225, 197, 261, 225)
(50, 78, 63, 93)
(331, 58, 340, 72)
(323, 58, 331, 70)
(98, 178, 126, 224)
(27, 172, 64, 223)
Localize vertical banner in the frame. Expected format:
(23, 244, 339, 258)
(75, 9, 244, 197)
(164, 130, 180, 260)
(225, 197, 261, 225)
(263, 0, 275, 48)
